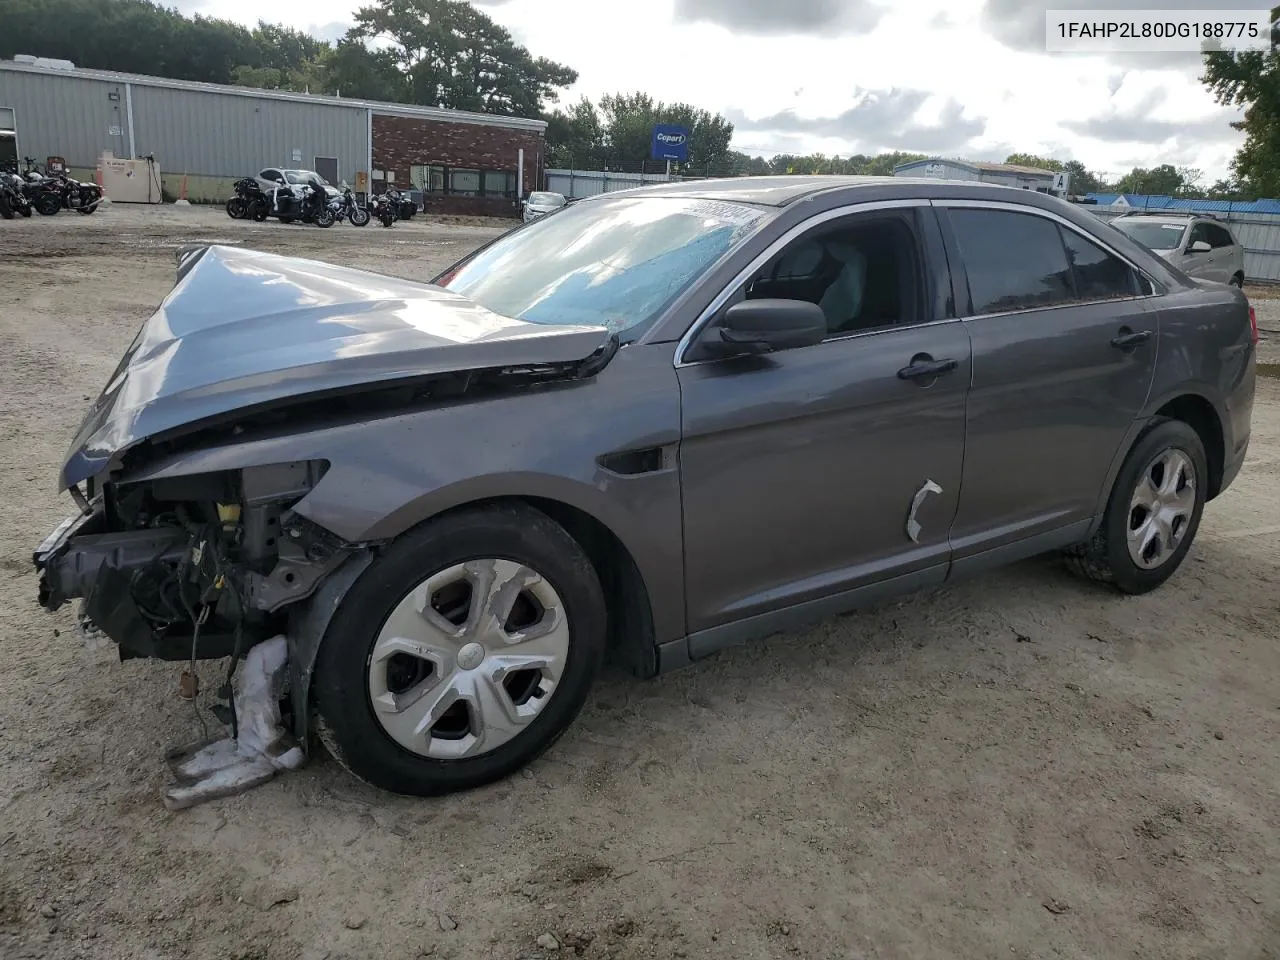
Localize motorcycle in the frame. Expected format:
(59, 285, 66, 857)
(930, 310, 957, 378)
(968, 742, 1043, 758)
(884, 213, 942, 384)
(327, 183, 370, 226)
(370, 191, 397, 227)
(49, 171, 103, 214)
(22, 171, 66, 216)
(226, 176, 269, 221)
(0, 171, 34, 219)
(265, 177, 334, 227)
(393, 188, 417, 220)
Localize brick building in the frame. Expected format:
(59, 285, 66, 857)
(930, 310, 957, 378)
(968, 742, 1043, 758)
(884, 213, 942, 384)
(0, 57, 547, 215)
(373, 114, 544, 218)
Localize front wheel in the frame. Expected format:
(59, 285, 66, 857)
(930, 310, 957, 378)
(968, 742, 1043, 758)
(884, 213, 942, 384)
(315, 207, 335, 228)
(18, 202, 31, 218)
(313, 503, 607, 796)
(0, 195, 12, 219)
(1064, 418, 1207, 594)
(226, 197, 246, 219)
(348, 205, 370, 226)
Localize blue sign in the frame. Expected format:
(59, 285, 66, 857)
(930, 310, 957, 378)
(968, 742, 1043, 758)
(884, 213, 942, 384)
(651, 124, 690, 162)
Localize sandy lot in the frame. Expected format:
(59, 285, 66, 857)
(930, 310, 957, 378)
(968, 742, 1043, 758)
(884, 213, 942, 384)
(1, 205, 1278, 960)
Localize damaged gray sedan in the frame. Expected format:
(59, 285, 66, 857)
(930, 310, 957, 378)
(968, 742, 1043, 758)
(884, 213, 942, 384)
(34, 177, 1256, 800)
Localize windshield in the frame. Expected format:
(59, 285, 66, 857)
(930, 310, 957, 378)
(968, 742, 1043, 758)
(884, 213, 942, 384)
(1112, 219, 1187, 251)
(528, 192, 565, 206)
(440, 196, 769, 336)
(284, 169, 328, 185)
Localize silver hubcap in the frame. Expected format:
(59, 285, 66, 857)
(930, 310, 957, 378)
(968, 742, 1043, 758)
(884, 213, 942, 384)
(367, 559, 570, 760)
(1127, 448, 1196, 570)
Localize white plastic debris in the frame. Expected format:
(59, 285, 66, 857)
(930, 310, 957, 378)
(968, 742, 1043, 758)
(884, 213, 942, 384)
(163, 635, 305, 810)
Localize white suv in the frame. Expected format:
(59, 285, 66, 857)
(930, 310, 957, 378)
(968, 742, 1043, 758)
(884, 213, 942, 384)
(1110, 213, 1246, 287)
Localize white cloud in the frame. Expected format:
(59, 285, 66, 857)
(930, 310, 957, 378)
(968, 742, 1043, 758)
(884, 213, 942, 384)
(174, 0, 1247, 180)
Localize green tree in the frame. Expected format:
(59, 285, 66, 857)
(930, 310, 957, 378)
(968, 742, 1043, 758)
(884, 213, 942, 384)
(1115, 164, 1186, 195)
(1004, 152, 1063, 171)
(1062, 160, 1107, 194)
(545, 97, 606, 168)
(1202, 7, 1280, 198)
(349, 0, 575, 115)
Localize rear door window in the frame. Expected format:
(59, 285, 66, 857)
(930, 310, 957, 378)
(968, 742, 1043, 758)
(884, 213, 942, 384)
(948, 209, 1074, 315)
(1059, 227, 1140, 301)
(1207, 224, 1235, 248)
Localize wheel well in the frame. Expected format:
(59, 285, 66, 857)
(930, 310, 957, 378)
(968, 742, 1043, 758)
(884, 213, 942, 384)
(1155, 395, 1225, 499)
(431, 496, 659, 679)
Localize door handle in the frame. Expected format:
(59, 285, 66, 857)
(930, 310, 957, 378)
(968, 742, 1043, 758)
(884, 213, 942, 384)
(897, 357, 958, 381)
(1110, 329, 1152, 350)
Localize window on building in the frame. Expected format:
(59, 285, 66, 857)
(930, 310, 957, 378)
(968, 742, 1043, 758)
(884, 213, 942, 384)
(409, 163, 518, 198)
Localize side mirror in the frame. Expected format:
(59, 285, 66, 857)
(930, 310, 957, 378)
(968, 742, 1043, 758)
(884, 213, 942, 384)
(1189, 240, 1212, 254)
(698, 299, 827, 359)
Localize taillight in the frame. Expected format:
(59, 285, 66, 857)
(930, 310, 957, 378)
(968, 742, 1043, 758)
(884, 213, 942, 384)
(1249, 305, 1259, 345)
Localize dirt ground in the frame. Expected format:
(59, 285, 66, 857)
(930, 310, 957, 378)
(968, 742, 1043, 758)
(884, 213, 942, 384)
(1, 204, 1279, 960)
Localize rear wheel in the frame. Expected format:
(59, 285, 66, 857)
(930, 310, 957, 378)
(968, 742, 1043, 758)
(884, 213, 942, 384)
(34, 194, 60, 216)
(1064, 418, 1207, 594)
(18, 201, 31, 217)
(313, 503, 606, 796)
(0, 194, 12, 219)
(1230, 273, 1244, 288)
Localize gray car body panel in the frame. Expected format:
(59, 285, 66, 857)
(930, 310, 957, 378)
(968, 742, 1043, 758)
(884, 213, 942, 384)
(60, 244, 613, 491)
(73, 176, 1254, 667)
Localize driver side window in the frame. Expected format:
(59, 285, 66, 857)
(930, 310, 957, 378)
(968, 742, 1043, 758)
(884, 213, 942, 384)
(739, 208, 925, 339)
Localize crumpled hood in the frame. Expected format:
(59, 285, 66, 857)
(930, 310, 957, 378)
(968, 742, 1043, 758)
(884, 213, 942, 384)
(61, 244, 611, 490)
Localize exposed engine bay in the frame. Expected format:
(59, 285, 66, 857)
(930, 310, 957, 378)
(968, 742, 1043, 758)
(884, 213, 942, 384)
(37, 460, 349, 663)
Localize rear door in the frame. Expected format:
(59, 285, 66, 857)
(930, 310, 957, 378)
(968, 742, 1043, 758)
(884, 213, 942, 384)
(937, 201, 1159, 563)
(677, 202, 971, 640)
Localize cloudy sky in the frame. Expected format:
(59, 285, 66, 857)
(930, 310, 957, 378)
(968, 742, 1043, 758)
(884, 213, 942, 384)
(182, 0, 1248, 181)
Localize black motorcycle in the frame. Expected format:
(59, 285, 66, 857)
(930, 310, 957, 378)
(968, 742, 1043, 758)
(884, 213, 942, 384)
(265, 177, 334, 227)
(0, 172, 33, 219)
(393, 188, 417, 220)
(226, 177, 269, 221)
(328, 184, 370, 226)
(50, 171, 103, 214)
(370, 191, 397, 227)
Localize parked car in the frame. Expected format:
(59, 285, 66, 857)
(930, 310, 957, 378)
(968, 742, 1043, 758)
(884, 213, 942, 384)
(1110, 212, 1246, 287)
(256, 167, 341, 203)
(522, 190, 567, 222)
(33, 177, 1257, 799)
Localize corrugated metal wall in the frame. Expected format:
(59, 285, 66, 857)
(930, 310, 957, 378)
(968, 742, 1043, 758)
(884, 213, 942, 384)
(1090, 206, 1280, 283)
(545, 168, 670, 198)
(0, 70, 129, 166)
(0, 69, 368, 183)
(130, 85, 366, 181)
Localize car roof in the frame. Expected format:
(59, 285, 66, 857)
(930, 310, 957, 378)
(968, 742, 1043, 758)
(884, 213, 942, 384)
(582, 175, 1072, 208)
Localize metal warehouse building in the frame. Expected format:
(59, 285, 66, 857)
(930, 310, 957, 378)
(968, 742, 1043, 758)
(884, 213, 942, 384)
(892, 158, 1060, 192)
(0, 57, 546, 216)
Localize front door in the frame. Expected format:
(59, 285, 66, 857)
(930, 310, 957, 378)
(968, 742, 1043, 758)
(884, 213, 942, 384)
(677, 204, 971, 637)
(937, 202, 1158, 557)
(314, 156, 339, 185)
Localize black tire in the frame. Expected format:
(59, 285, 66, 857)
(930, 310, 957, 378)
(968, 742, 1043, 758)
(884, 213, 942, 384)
(18, 202, 31, 217)
(1230, 273, 1244, 288)
(348, 206, 370, 227)
(278, 216, 294, 225)
(1064, 417, 1208, 594)
(34, 194, 60, 216)
(315, 207, 335, 228)
(226, 197, 246, 219)
(0, 195, 12, 220)
(313, 503, 607, 796)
